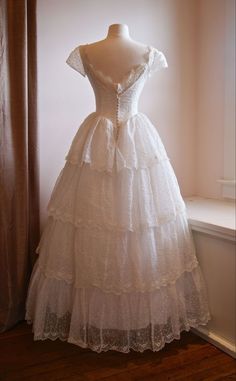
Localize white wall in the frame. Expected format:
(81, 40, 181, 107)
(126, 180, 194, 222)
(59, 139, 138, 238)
(196, 0, 228, 199)
(37, 0, 198, 228)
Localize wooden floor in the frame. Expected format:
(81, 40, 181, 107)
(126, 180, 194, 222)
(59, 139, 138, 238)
(0, 321, 235, 381)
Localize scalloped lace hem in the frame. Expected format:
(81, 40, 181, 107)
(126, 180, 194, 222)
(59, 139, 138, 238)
(36, 258, 200, 294)
(65, 154, 170, 173)
(26, 315, 211, 353)
(46, 205, 187, 233)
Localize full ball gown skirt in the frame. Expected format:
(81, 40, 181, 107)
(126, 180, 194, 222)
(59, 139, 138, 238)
(25, 44, 211, 352)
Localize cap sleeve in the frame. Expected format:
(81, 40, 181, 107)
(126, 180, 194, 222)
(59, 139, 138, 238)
(148, 48, 168, 76)
(66, 45, 86, 77)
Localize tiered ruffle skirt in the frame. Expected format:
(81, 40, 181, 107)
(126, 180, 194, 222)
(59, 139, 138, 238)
(25, 112, 211, 352)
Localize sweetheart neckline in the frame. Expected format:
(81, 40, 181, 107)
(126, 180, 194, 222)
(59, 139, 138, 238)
(80, 44, 154, 93)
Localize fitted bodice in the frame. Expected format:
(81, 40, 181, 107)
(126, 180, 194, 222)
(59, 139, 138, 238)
(66, 44, 168, 139)
(81, 45, 152, 132)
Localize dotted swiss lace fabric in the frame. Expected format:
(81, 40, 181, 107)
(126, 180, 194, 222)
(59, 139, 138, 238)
(25, 42, 211, 353)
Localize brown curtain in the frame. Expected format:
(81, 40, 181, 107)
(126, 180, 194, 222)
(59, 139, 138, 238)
(0, 0, 39, 332)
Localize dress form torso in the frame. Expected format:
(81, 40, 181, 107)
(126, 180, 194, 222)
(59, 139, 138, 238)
(84, 24, 149, 84)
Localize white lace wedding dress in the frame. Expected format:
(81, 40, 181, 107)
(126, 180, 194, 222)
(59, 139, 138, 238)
(25, 43, 211, 353)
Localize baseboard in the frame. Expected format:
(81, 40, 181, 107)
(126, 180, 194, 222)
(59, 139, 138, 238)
(191, 326, 236, 359)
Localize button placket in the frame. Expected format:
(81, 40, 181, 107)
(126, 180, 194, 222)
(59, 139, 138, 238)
(115, 87, 121, 141)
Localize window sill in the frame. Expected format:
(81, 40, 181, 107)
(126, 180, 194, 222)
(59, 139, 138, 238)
(184, 196, 236, 242)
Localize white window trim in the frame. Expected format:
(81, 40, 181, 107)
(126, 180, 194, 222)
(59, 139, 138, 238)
(184, 196, 235, 242)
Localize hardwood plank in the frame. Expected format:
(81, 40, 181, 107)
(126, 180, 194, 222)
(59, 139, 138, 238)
(0, 321, 235, 381)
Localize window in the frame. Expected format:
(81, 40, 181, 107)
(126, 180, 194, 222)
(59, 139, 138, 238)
(217, 0, 236, 199)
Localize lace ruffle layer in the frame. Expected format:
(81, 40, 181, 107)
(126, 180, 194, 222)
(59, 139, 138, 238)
(36, 117, 197, 294)
(47, 155, 186, 233)
(36, 211, 198, 294)
(26, 263, 210, 353)
(65, 112, 169, 172)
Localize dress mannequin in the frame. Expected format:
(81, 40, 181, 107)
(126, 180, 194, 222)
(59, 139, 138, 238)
(84, 24, 149, 84)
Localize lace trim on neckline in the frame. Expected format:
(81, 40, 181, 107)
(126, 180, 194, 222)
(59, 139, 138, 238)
(81, 44, 154, 94)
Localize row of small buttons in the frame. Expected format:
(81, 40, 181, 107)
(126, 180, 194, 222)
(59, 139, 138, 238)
(115, 93, 120, 141)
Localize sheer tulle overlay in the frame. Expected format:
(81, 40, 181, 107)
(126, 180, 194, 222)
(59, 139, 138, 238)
(25, 44, 211, 352)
